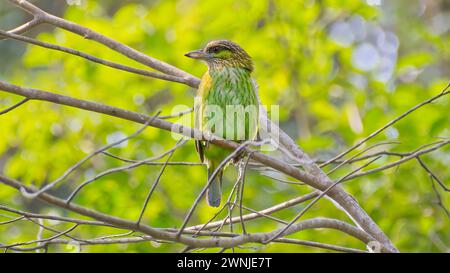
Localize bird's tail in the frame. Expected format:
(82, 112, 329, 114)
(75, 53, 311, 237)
(206, 166, 223, 207)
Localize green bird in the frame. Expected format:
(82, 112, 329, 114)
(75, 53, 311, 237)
(185, 40, 259, 207)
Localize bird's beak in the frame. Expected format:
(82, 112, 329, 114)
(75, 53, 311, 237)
(184, 49, 206, 59)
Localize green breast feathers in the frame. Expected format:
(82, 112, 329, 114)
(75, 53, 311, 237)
(195, 67, 259, 142)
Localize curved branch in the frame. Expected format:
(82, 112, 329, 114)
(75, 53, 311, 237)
(0, 17, 42, 40)
(0, 174, 374, 251)
(0, 30, 191, 85)
(8, 0, 444, 252)
(342, 140, 450, 182)
(0, 79, 398, 252)
(321, 82, 450, 167)
(187, 191, 319, 231)
(7, 0, 200, 87)
(0, 97, 29, 115)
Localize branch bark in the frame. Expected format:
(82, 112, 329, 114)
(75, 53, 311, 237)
(0, 174, 374, 251)
(7, 0, 445, 253)
(7, 0, 200, 87)
(0, 79, 397, 252)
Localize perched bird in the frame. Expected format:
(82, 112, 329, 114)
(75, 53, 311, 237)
(185, 40, 259, 207)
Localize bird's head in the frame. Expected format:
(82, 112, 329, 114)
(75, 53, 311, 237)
(185, 40, 253, 72)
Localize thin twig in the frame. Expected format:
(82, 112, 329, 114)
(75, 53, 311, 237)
(320, 82, 450, 167)
(0, 173, 377, 249)
(0, 224, 78, 249)
(102, 151, 203, 166)
(159, 108, 194, 119)
(0, 205, 110, 226)
(264, 156, 383, 244)
(325, 141, 399, 175)
(428, 175, 450, 218)
(0, 17, 42, 40)
(0, 97, 29, 115)
(176, 140, 267, 237)
(0, 30, 190, 85)
(7, 0, 200, 87)
(416, 157, 449, 192)
(342, 140, 450, 182)
(136, 140, 181, 225)
(186, 191, 319, 231)
(66, 139, 186, 203)
(20, 112, 161, 199)
(0, 215, 25, 225)
(239, 153, 254, 234)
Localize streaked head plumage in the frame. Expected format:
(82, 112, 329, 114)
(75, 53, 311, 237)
(185, 40, 253, 72)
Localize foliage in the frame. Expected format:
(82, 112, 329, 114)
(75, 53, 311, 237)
(0, 0, 448, 252)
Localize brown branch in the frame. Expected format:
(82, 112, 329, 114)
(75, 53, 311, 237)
(66, 140, 186, 203)
(5, 232, 366, 253)
(159, 108, 194, 119)
(320, 82, 450, 167)
(0, 216, 25, 225)
(0, 17, 42, 40)
(0, 30, 191, 85)
(0, 224, 78, 250)
(342, 140, 450, 182)
(102, 152, 203, 166)
(176, 140, 259, 237)
(187, 191, 319, 231)
(0, 97, 29, 115)
(238, 153, 254, 234)
(428, 176, 450, 218)
(416, 157, 449, 192)
(136, 142, 179, 225)
(0, 79, 399, 252)
(0, 174, 374, 250)
(325, 141, 399, 175)
(324, 140, 441, 165)
(264, 156, 382, 244)
(19, 113, 161, 199)
(7, 0, 200, 87)
(0, 204, 110, 227)
(4, 0, 440, 252)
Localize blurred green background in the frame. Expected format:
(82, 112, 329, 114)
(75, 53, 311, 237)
(0, 0, 448, 252)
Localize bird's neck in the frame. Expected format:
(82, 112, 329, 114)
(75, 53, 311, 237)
(207, 66, 252, 81)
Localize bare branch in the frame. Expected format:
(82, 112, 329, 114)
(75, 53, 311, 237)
(264, 156, 382, 244)
(7, 0, 200, 87)
(19, 113, 161, 199)
(0, 174, 376, 250)
(239, 153, 254, 234)
(0, 30, 191, 85)
(0, 224, 78, 250)
(176, 140, 262, 237)
(342, 140, 450, 182)
(66, 140, 187, 203)
(102, 151, 203, 166)
(0, 17, 42, 40)
(321, 82, 450, 167)
(186, 191, 319, 231)
(0, 97, 29, 115)
(0, 204, 111, 227)
(0, 215, 25, 225)
(0, 78, 399, 252)
(4, 232, 367, 253)
(136, 141, 179, 225)
(325, 141, 399, 175)
(428, 176, 450, 218)
(159, 108, 194, 119)
(416, 157, 449, 192)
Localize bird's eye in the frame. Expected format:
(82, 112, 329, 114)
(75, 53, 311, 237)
(211, 46, 221, 53)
